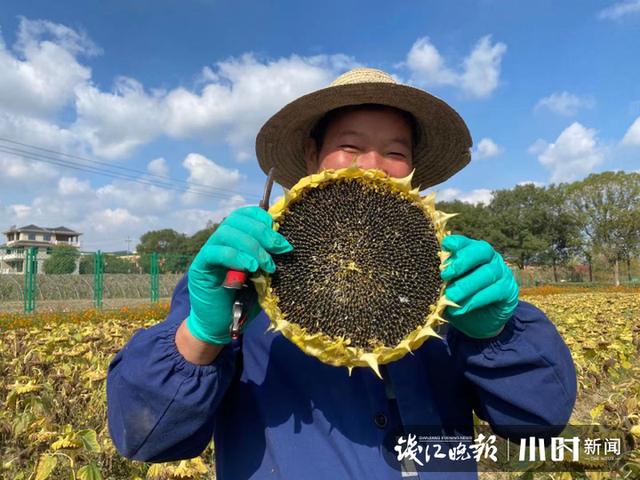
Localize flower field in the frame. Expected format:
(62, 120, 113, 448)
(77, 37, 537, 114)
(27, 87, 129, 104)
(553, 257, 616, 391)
(1, 291, 639, 480)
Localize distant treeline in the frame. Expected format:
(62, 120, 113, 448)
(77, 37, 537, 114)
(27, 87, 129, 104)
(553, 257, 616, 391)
(437, 171, 639, 285)
(39, 171, 639, 284)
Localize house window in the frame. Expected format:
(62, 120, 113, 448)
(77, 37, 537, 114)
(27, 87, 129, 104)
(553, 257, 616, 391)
(28, 233, 36, 240)
(43, 234, 51, 241)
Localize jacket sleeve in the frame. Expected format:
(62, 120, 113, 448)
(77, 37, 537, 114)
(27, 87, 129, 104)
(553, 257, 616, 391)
(106, 273, 237, 462)
(445, 300, 577, 441)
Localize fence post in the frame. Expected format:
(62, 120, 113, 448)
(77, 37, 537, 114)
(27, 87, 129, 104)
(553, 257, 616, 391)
(94, 250, 104, 309)
(23, 247, 37, 313)
(150, 252, 159, 303)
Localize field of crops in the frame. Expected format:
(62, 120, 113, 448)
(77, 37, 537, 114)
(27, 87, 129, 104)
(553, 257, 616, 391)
(1, 290, 639, 480)
(0, 274, 183, 303)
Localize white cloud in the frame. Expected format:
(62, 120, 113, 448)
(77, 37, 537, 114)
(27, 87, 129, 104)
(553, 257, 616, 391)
(181, 153, 244, 205)
(436, 187, 494, 205)
(529, 122, 605, 183)
(0, 113, 82, 189)
(2, 190, 250, 252)
(0, 18, 521, 251)
(164, 53, 356, 160)
(70, 53, 356, 161)
(0, 19, 358, 165)
(0, 17, 97, 118)
(3, 18, 511, 169)
(14, 16, 100, 56)
(214, 194, 249, 219)
(621, 116, 640, 146)
(0, 19, 93, 191)
(459, 36, 507, 98)
(0, 18, 510, 171)
(406, 35, 507, 98)
(88, 208, 142, 234)
(0, 18, 351, 250)
(474, 137, 503, 159)
(535, 92, 594, 116)
(96, 180, 174, 216)
(405, 37, 457, 86)
(147, 157, 169, 177)
(199, 66, 219, 83)
(0, 152, 249, 251)
(0, 155, 59, 185)
(58, 176, 91, 196)
(72, 78, 166, 159)
(7, 204, 32, 220)
(155, 196, 248, 243)
(598, 0, 640, 20)
(0, 111, 80, 152)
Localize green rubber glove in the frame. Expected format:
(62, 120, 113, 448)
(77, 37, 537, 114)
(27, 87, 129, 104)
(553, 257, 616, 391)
(186, 206, 293, 345)
(441, 234, 519, 339)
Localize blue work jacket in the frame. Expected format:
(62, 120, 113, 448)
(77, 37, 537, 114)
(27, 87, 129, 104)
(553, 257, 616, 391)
(106, 274, 577, 479)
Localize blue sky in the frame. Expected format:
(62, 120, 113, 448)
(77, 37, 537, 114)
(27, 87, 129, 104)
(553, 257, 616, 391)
(0, 1, 639, 251)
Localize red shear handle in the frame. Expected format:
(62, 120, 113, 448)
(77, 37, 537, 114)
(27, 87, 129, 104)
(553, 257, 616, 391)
(223, 168, 275, 291)
(223, 269, 247, 289)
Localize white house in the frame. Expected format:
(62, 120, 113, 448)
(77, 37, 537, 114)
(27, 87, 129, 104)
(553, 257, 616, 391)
(0, 225, 82, 274)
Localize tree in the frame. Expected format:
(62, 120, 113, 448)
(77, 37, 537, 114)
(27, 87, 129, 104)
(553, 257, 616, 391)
(609, 172, 640, 282)
(79, 255, 93, 274)
(567, 171, 640, 285)
(435, 200, 497, 243)
(137, 229, 188, 253)
(133, 223, 221, 273)
(43, 245, 80, 274)
(104, 255, 138, 273)
(487, 184, 550, 269)
(537, 184, 582, 282)
(80, 254, 139, 274)
(184, 223, 218, 258)
(618, 206, 640, 281)
(136, 229, 190, 273)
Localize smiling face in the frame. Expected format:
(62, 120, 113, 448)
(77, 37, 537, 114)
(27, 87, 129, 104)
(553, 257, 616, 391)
(304, 105, 415, 178)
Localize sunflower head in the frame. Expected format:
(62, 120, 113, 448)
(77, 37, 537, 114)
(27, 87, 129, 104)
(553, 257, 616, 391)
(251, 166, 456, 378)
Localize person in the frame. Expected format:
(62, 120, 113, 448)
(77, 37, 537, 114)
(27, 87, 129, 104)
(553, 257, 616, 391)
(107, 68, 577, 479)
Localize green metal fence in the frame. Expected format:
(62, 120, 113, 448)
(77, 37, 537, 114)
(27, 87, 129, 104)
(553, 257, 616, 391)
(23, 247, 37, 313)
(1, 247, 638, 313)
(150, 252, 160, 304)
(93, 251, 103, 309)
(0, 249, 192, 313)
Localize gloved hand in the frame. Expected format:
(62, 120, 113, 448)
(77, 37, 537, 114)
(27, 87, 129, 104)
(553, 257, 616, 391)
(440, 234, 519, 339)
(186, 206, 293, 345)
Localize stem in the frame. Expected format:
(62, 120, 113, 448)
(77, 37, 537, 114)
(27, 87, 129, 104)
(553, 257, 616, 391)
(52, 452, 76, 480)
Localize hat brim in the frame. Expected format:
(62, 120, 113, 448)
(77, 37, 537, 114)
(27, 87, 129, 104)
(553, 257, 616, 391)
(256, 82, 472, 190)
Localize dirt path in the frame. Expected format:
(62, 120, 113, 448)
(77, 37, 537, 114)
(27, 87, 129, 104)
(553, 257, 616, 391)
(0, 297, 171, 313)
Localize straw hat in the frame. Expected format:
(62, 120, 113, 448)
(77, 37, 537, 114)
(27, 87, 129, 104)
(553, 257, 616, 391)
(255, 67, 472, 190)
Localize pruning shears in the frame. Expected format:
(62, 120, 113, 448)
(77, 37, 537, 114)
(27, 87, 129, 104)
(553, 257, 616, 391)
(224, 167, 276, 340)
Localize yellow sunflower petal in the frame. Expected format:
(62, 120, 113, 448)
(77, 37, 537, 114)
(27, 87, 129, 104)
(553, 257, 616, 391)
(254, 167, 455, 375)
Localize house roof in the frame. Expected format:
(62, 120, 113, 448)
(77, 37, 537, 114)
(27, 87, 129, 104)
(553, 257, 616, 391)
(10, 224, 47, 232)
(50, 226, 78, 233)
(3, 224, 82, 235)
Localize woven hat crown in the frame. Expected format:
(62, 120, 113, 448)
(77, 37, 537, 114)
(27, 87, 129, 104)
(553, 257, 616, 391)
(256, 67, 472, 190)
(330, 68, 397, 87)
